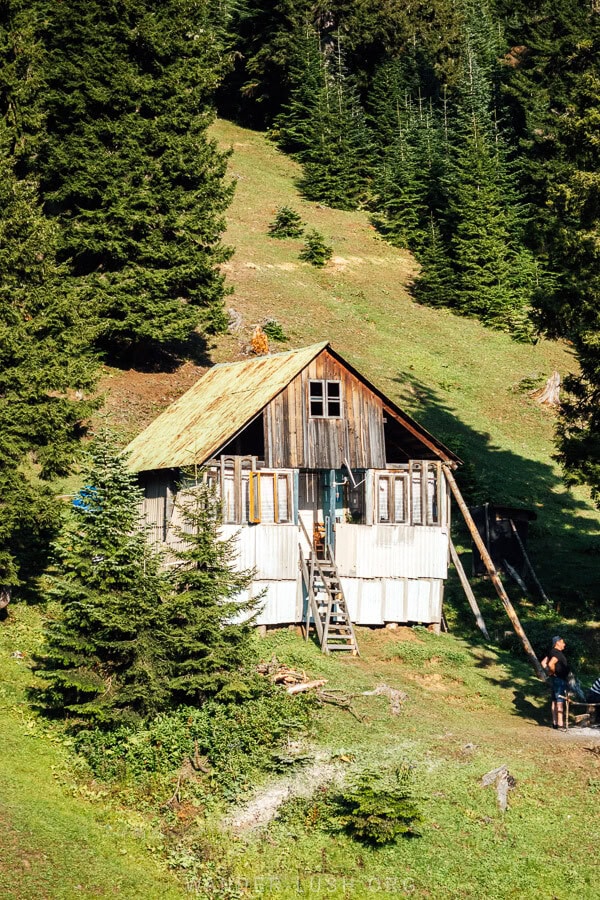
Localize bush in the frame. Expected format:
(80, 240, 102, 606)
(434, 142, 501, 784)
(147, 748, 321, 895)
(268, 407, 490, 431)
(327, 767, 422, 844)
(299, 229, 333, 267)
(268, 206, 304, 238)
(75, 684, 316, 800)
(262, 318, 288, 342)
(276, 766, 423, 845)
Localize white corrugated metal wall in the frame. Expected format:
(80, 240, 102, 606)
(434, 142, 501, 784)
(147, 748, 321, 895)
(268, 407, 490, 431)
(221, 521, 447, 626)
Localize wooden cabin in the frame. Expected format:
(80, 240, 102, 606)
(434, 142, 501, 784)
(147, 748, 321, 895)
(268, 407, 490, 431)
(126, 343, 459, 641)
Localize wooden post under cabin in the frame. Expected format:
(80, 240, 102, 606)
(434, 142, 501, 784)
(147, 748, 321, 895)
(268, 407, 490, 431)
(449, 539, 490, 640)
(443, 465, 546, 681)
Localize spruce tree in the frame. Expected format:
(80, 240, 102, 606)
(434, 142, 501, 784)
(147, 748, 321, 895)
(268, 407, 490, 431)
(0, 113, 98, 594)
(297, 35, 373, 210)
(34, 435, 169, 726)
(368, 61, 442, 252)
(162, 480, 258, 704)
(34, 0, 234, 359)
(503, 4, 600, 498)
(425, 35, 536, 334)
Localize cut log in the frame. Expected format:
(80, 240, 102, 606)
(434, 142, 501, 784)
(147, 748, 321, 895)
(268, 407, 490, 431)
(286, 679, 327, 695)
(443, 465, 546, 681)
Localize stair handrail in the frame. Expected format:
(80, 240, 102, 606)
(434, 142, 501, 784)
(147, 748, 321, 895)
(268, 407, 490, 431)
(298, 542, 323, 643)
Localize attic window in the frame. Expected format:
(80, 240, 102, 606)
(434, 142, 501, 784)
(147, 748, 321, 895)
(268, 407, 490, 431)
(309, 380, 342, 418)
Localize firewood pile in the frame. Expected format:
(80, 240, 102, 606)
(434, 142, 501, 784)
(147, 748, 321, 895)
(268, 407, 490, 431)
(257, 656, 327, 694)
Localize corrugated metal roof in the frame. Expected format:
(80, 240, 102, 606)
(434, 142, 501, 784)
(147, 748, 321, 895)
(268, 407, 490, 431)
(126, 342, 328, 472)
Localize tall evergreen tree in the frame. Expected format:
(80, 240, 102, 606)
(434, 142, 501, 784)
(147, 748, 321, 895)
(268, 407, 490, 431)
(0, 112, 97, 594)
(504, 6, 600, 498)
(368, 60, 443, 251)
(34, 436, 169, 725)
(415, 20, 537, 336)
(286, 33, 373, 209)
(35, 447, 260, 724)
(163, 480, 257, 704)
(33, 0, 234, 359)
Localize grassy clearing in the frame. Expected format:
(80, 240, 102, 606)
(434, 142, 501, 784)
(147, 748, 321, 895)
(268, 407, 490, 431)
(2, 609, 600, 899)
(0, 607, 186, 900)
(209, 117, 600, 607)
(209, 628, 600, 900)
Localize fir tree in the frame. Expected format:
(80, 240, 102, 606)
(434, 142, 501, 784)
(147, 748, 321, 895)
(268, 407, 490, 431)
(412, 217, 455, 308)
(297, 35, 374, 209)
(34, 0, 234, 359)
(0, 115, 98, 594)
(299, 229, 333, 267)
(368, 61, 442, 251)
(34, 435, 169, 726)
(162, 480, 258, 704)
(503, 4, 600, 498)
(426, 34, 537, 334)
(268, 205, 304, 238)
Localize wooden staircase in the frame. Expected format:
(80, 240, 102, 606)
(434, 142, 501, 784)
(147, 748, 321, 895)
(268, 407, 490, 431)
(299, 528, 359, 656)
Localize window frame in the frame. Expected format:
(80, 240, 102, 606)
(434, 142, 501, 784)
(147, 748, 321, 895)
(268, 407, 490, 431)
(308, 379, 343, 419)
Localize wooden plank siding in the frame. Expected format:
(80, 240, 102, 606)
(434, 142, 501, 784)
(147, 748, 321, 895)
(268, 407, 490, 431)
(264, 349, 386, 470)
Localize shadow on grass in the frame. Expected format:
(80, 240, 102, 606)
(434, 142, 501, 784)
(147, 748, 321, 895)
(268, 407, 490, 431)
(393, 369, 600, 608)
(391, 370, 600, 722)
(99, 330, 213, 373)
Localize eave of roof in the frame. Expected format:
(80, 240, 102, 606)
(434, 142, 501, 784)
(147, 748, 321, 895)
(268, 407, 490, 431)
(125, 342, 328, 473)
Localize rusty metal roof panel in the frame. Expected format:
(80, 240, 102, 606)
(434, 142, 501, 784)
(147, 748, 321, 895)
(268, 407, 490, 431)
(125, 342, 328, 472)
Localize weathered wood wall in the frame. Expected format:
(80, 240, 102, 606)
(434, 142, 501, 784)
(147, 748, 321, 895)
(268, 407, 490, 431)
(264, 349, 386, 470)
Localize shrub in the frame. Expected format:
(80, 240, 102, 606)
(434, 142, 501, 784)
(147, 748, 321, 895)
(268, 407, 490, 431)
(299, 229, 333, 267)
(75, 685, 316, 800)
(326, 767, 422, 844)
(262, 318, 288, 342)
(268, 206, 304, 238)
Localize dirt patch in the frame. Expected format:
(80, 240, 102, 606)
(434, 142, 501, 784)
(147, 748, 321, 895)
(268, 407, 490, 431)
(98, 361, 206, 440)
(225, 754, 343, 832)
(413, 673, 446, 691)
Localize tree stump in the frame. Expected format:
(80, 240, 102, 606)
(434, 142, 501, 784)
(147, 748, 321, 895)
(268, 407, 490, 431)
(530, 371, 560, 407)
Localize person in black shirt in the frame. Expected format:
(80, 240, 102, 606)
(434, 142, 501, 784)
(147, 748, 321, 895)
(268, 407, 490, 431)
(547, 636, 569, 729)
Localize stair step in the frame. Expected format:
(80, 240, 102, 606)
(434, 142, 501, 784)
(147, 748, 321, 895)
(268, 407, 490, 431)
(326, 643, 356, 651)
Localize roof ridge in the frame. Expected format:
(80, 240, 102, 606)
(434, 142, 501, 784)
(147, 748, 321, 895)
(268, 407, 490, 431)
(210, 340, 329, 371)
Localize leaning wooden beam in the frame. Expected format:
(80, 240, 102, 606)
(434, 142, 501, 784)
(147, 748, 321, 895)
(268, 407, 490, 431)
(503, 559, 529, 595)
(449, 538, 490, 640)
(509, 519, 551, 605)
(443, 465, 546, 681)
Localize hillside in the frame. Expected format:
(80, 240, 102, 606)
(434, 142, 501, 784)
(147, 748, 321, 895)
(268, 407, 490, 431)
(104, 117, 599, 606)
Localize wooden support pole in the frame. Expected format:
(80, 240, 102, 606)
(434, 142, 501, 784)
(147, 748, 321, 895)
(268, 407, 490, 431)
(509, 519, 551, 605)
(449, 538, 490, 640)
(443, 465, 546, 681)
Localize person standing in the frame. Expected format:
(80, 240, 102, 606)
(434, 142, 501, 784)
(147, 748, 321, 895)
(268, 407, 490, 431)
(547, 636, 569, 730)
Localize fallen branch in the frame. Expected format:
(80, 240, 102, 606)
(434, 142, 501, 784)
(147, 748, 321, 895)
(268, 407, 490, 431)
(316, 689, 364, 722)
(362, 683, 408, 716)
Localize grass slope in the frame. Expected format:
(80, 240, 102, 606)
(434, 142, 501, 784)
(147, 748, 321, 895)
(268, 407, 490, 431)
(208, 118, 599, 606)
(0, 608, 186, 900)
(227, 627, 600, 900)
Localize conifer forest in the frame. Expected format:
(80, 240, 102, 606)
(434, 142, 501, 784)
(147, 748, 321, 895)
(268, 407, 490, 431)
(1, 2, 600, 895)
(1, 0, 599, 602)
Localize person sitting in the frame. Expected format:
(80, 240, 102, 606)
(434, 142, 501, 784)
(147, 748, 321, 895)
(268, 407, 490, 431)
(586, 676, 600, 705)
